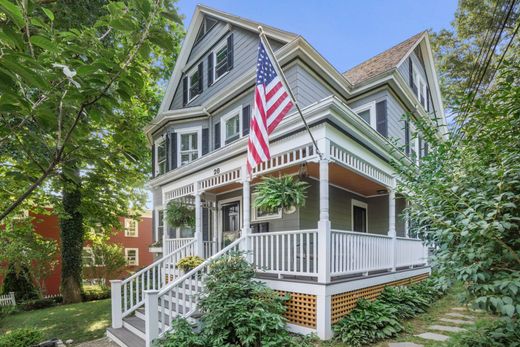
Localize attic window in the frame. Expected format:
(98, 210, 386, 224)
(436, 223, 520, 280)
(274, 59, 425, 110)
(195, 16, 217, 43)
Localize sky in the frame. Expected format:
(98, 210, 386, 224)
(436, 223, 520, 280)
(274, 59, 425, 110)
(175, 0, 458, 72)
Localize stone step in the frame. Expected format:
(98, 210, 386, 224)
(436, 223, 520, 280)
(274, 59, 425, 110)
(428, 324, 467, 333)
(439, 317, 474, 325)
(415, 332, 450, 342)
(445, 312, 474, 319)
(388, 343, 424, 347)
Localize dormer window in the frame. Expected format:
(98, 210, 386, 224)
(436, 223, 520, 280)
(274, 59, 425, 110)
(412, 66, 427, 110)
(177, 127, 202, 166)
(213, 41, 229, 82)
(353, 102, 376, 128)
(194, 16, 217, 44)
(188, 67, 201, 102)
(221, 106, 242, 146)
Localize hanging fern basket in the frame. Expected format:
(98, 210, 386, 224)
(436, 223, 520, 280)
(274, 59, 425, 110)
(165, 200, 195, 228)
(254, 175, 309, 214)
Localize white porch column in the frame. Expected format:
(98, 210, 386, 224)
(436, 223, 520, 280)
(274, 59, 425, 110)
(241, 168, 252, 258)
(388, 179, 397, 272)
(110, 280, 122, 328)
(317, 156, 331, 284)
(194, 190, 204, 258)
(144, 290, 159, 347)
(404, 200, 410, 238)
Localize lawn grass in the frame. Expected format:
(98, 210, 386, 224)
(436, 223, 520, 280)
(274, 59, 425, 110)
(0, 299, 111, 345)
(319, 284, 493, 347)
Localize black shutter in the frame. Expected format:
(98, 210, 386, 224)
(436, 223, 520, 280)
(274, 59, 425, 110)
(418, 135, 423, 159)
(242, 105, 250, 136)
(376, 100, 388, 137)
(151, 143, 155, 178)
(165, 133, 170, 171)
(409, 57, 413, 87)
(214, 122, 221, 150)
(227, 33, 234, 71)
(202, 128, 209, 155)
(182, 76, 188, 106)
(424, 142, 429, 156)
(197, 62, 203, 94)
(405, 120, 410, 156)
(171, 132, 177, 170)
(207, 53, 214, 87)
(426, 86, 430, 112)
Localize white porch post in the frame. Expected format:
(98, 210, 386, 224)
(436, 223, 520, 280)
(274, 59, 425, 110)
(317, 156, 331, 284)
(241, 167, 252, 258)
(194, 190, 204, 258)
(144, 290, 159, 347)
(388, 178, 397, 272)
(110, 280, 122, 329)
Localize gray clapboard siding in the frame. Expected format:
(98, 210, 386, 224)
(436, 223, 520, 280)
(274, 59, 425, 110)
(152, 188, 163, 206)
(285, 64, 332, 108)
(398, 49, 429, 92)
(188, 20, 229, 62)
(366, 195, 389, 235)
(395, 197, 406, 237)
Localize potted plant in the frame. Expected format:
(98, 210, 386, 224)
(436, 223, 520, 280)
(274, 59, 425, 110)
(148, 240, 162, 253)
(176, 256, 204, 273)
(165, 200, 195, 228)
(254, 175, 309, 214)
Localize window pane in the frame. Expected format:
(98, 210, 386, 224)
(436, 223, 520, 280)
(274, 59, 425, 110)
(191, 152, 198, 161)
(226, 115, 239, 139)
(157, 142, 166, 160)
(189, 71, 200, 99)
(181, 134, 190, 151)
(181, 154, 190, 164)
(358, 110, 370, 124)
(191, 133, 198, 149)
(215, 46, 228, 79)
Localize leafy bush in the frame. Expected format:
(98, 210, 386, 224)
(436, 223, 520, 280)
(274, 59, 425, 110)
(0, 328, 43, 347)
(2, 264, 40, 302)
(333, 299, 403, 347)
(155, 318, 204, 347)
(448, 318, 520, 347)
(19, 296, 63, 311)
(198, 252, 294, 347)
(81, 285, 110, 301)
(254, 175, 309, 212)
(411, 276, 449, 302)
(176, 256, 204, 272)
(166, 201, 195, 228)
(379, 286, 430, 319)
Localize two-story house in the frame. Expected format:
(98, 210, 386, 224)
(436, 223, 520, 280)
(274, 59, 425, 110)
(108, 6, 446, 347)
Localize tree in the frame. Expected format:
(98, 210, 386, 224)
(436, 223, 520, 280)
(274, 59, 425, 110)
(430, 0, 519, 113)
(0, 0, 184, 302)
(82, 239, 127, 287)
(394, 60, 520, 318)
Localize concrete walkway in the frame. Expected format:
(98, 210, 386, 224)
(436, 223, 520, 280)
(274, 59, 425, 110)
(76, 337, 118, 347)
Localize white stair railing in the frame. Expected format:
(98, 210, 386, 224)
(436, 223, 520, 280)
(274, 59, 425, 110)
(111, 239, 197, 327)
(145, 237, 245, 345)
(164, 237, 194, 254)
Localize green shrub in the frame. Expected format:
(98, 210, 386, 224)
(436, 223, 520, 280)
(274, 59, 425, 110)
(379, 286, 430, 319)
(19, 296, 62, 311)
(176, 256, 204, 273)
(0, 328, 43, 347)
(447, 318, 520, 347)
(2, 264, 39, 302)
(198, 252, 295, 347)
(81, 285, 110, 301)
(155, 318, 204, 347)
(333, 299, 403, 347)
(411, 276, 448, 302)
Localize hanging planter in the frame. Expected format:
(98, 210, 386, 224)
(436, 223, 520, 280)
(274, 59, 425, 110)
(254, 175, 309, 214)
(165, 200, 195, 228)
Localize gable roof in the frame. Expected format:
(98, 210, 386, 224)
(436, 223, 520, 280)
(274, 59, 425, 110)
(344, 31, 426, 85)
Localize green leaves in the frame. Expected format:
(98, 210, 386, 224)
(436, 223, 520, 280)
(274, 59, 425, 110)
(255, 175, 309, 212)
(30, 35, 58, 53)
(0, 0, 24, 28)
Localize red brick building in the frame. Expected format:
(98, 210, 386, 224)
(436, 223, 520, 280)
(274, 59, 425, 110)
(27, 210, 154, 295)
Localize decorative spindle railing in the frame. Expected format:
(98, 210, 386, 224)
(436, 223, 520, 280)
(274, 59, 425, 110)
(164, 238, 194, 254)
(395, 237, 427, 267)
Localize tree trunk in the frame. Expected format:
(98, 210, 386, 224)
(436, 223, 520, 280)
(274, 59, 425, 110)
(60, 163, 84, 304)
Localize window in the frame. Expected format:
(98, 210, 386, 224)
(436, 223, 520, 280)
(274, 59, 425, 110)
(188, 68, 201, 102)
(124, 218, 138, 237)
(157, 210, 164, 240)
(221, 106, 242, 146)
(412, 66, 427, 109)
(155, 138, 167, 176)
(177, 128, 201, 166)
(351, 199, 368, 233)
(125, 248, 139, 266)
(353, 102, 376, 129)
(194, 16, 217, 43)
(252, 193, 282, 222)
(213, 41, 229, 82)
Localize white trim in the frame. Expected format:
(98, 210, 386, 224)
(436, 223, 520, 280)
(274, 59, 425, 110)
(124, 218, 139, 238)
(251, 192, 282, 222)
(220, 105, 243, 146)
(176, 126, 203, 167)
(212, 39, 229, 84)
(351, 199, 368, 233)
(125, 248, 139, 266)
(352, 101, 376, 129)
(187, 66, 201, 103)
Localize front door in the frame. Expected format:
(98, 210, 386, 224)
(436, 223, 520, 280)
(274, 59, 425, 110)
(221, 201, 241, 247)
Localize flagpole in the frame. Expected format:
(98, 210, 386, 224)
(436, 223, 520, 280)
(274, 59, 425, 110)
(257, 26, 323, 160)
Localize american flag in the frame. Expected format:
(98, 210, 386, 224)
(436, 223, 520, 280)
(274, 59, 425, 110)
(246, 40, 294, 174)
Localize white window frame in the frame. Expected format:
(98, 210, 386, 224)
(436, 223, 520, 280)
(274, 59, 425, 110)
(177, 126, 202, 167)
(154, 137, 167, 176)
(220, 106, 242, 146)
(251, 192, 282, 222)
(412, 65, 427, 109)
(352, 101, 376, 129)
(124, 218, 139, 237)
(187, 66, 201, 102)
(125, 248, 139, 266)
(212, 40, 229, 83)
(351, 199, 368, 233)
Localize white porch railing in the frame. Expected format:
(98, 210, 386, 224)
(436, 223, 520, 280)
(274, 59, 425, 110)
(204, 240, 218, 258)
(164, 238, 194, 254)
(331, 230, 393, 276)
(0, 292, 15, 306)
(395, 237, 427, 267)
(115, 239, 196, 319)
(250, 230, 319, 276)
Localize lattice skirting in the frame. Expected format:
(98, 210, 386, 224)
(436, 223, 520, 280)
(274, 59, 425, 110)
(276, 291, 317, 328)
(331, 273, 429, 324)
